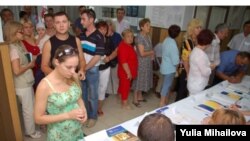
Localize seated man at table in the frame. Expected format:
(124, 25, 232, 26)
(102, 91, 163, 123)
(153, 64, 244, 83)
(213, 50, 250, 85)
(138, 113, 175, 141)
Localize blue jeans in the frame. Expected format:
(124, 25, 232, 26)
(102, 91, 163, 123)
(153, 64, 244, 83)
(81, 66, 99, 119)
(161, 73, 175, 97)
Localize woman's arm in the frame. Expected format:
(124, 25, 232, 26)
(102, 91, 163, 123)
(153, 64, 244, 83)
(181, 48, 191, 76)
(122, 63, 132, 80)
(77, 98, 87, 124)
(104, 48, 118, 63)
(230, 104, 250, 116)
(11, 59, 35, 76)
(137, 44, 154, 57)
(183, 61, 190, 75)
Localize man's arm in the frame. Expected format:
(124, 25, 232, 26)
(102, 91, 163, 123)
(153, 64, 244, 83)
(41, 40, 53, 75)
(85, 55, 101, 71)
(216, 71, 231, 81)
(85, 32, 104, 70)
(216, 71, 243, 83)
(104, 48, 117, 63)
(76, 37, 86, 80)
(234, 71, 245, 82)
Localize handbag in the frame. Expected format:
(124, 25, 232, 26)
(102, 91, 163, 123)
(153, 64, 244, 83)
(153, 60, 159, 71)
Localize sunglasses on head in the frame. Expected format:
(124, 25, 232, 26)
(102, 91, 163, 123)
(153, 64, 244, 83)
(56, 48, 78, 59)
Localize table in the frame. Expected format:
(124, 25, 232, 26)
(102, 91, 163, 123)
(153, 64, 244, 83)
(85, 76, 250, 141)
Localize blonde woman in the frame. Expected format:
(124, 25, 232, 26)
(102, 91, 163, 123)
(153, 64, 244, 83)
(202, 108, 246, 125)
(20, 19, 40, 77)
(175, 18, 203, 101)
(20, 19, 40, 56)
(4, 21, 41, 138)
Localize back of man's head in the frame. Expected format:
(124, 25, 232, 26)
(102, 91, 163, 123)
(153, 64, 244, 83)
(138, 113, 175, 141)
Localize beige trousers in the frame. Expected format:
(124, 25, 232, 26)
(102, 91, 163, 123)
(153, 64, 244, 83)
(16, 87, 36, 135)
(106, 65, 119, 95)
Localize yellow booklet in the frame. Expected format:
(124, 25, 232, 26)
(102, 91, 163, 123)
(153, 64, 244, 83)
(106, 126, 139, 141)
(221, 91, 242, 101)
(197, 100, 224, 112)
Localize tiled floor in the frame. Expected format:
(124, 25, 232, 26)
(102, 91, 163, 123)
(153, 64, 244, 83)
(24, 90, 176, 141)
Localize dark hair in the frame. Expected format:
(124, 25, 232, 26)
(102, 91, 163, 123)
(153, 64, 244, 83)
(48, 8, 53, 11)
(243, 20, 250, 27)
(19, 11, 28, 19)
(237, 51, 250, 60)
(79, 6, 86, 10)
(54, 45, 79, 63)
(139, 18, 150, 30)
(0, 8, 13, 18)
(138, 113, 175, 141)
(81, 9, 96, 20)
(168, 24, 181, 38)
(53, 11, 69, 20)
(96, 20, 108, 32)
(197, 29, 214, 46)
(215, 23, 229, 33)
(44, 13, 54, 19)
(116, 8, 125, 13)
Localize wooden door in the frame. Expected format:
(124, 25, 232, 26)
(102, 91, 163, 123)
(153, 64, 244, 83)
(0, 43, 23, 141)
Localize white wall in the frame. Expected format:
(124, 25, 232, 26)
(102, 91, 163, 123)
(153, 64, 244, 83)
(1, 6, 249, 31)
(226, 6, 247, 29)
(0, 19, 3, 42)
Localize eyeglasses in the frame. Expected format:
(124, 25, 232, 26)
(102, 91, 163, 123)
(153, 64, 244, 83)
(196, 26, 202, 29)
(56, 47, 78, 59)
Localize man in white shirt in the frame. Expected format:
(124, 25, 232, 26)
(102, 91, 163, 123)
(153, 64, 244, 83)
(206, 23, 229, 66)
(228, 20, 250, 53)
(113, 8, 130, 35)
(205, 23, 229, 86)
(228, 20, 250, 75)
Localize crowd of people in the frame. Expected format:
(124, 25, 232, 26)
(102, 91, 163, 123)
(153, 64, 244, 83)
(1, 6, 250, 141)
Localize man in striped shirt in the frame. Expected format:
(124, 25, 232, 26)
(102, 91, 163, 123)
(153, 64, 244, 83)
(79, 9, 105, 128)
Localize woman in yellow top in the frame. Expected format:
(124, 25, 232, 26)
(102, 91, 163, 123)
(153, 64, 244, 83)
(175, 19, 203, 101)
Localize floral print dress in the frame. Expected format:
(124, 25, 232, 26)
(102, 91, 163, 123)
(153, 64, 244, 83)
(45, 78, 84, 141)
